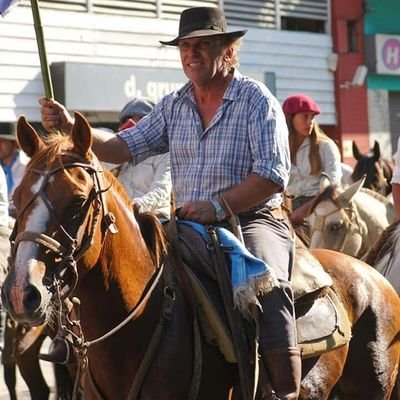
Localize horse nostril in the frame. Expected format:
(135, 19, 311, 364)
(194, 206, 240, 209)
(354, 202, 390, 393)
(23, 284, 42, 314)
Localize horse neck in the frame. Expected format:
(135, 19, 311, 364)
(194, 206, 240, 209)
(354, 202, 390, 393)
(353, 193, 390, 242)
(77, 187, 158, 336)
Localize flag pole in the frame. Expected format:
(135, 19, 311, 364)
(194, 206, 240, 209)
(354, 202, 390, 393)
(30, 0, 54, 99)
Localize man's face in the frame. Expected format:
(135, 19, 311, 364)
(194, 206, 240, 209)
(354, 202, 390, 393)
(0, 139, 17, 162)
(178, 36, 226, 86)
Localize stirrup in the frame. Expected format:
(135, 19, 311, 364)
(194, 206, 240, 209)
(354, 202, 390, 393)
(39, 336, 73, 364)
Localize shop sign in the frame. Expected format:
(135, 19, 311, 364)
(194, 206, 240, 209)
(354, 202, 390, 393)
(376, 34, 400, 75)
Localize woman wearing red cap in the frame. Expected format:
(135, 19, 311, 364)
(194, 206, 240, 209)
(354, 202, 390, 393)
(282, 94, 342, 224)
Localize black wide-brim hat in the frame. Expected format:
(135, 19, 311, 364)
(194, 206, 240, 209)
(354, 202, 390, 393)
(160, 7, 247, 46)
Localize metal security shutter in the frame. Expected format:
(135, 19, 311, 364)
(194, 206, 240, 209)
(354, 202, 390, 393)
(161, 1, 219, 20)
(21, 0, 88, 12)
(280, 0, 328, 21)
(92, 0, 157, 17)
(224, 0, 276, 29)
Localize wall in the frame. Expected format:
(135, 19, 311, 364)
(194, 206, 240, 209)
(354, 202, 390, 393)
(364, 0, 400, 158)
(0, 6, 335, 126)
(330, 0, 369, 165)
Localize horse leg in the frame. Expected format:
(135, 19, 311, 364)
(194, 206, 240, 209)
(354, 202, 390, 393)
(3, 362, 18, 400)
(299, 345, 348, 400)
(54, 363, 76, 400)
(17, 335, 50, 400)
(338, 311, 399, 400)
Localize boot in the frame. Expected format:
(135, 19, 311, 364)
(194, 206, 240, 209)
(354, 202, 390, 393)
(261, 347, 301, 400)
(39, 336, 74, 364)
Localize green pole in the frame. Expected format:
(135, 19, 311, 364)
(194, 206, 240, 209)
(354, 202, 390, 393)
(30, 0, 54, 99)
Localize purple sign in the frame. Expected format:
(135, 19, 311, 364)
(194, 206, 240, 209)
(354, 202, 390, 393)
(382, 38, 400, 70)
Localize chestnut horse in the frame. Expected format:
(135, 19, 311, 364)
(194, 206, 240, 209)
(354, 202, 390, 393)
(0, 227, 74, 400)
(2, 114, 400, 399)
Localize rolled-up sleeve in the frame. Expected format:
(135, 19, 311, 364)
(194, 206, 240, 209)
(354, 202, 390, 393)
(319, 139, 342, 185)
(249, 96, 290, 190)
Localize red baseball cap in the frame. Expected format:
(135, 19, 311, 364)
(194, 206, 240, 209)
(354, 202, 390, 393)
(282, 94, 321, 117)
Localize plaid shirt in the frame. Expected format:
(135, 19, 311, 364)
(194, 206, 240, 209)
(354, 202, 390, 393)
(119, 70, 290, 209)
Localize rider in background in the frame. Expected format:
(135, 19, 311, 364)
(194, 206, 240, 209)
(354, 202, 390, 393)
(113, 97, 172, 219)
(283, 94, 342, 225)
(0, 129, 29, 219)
(39, 7, 301, 399)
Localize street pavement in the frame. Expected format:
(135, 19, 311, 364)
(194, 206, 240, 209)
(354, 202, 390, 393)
(0, 338, 56, 400)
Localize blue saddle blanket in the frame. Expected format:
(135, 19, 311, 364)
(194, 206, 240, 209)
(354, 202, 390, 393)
(178, 221, 278, 314)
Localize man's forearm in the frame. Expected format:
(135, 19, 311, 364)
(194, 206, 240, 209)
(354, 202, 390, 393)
(219, 173, 282, 214)
(91, 128, 132, 164)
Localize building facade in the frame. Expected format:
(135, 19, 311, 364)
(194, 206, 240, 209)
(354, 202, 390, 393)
(0, 0, 335, 132)
(365, 0, 400, 159)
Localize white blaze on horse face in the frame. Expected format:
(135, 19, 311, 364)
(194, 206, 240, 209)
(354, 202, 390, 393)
(14, 176, 50, 290)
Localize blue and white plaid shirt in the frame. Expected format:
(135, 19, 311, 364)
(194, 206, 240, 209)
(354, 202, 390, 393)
(119, 70, 290, 209)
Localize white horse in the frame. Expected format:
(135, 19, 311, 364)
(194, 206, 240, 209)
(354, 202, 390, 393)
(365, 220, 400, 295)
(306, 178, 396, 259)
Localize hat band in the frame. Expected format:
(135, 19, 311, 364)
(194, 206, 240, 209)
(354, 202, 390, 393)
(180, 23, 226, 37)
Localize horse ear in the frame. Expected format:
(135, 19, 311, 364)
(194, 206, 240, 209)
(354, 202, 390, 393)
(352, 141, 361, 160)
(372, 141, 380, 161)
(339, 176, 366, 204)
(16, 115, 46, 157)
(71, 112, 93, 157)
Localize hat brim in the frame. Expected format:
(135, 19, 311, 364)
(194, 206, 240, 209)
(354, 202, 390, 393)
(160, 29, 247, 46)
(0, 134, 16, 141)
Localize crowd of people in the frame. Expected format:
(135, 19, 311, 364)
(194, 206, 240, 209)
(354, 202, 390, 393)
(1, 5, 399, 400)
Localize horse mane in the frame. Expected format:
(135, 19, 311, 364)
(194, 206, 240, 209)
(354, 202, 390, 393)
(26, 133, 74, 169)
(358, 187, 391, 205)
(133, 207, 168, 267)
(364, 220, 400, 266)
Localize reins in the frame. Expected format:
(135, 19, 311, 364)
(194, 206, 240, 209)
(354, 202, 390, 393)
(9, 152, 117, 299)
(11, 149, 201, 400)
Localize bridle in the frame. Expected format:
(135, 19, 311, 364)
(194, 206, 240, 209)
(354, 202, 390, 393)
(309, 199, 367, 258)
(9, 151, 117, 300)
(9, 150, 174, 399)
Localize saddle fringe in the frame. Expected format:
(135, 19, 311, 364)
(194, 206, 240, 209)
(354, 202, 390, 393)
(233, 270, 278, 317)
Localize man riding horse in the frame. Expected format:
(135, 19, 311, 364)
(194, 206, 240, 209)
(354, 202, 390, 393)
(39, 6, 300, 399)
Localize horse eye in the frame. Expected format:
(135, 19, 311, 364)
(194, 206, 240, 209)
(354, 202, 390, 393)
(71, 196, 86, 208)
(329, 223, 343, 232)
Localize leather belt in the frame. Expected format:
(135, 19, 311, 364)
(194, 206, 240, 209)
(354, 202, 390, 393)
(270, 205, 284, 220)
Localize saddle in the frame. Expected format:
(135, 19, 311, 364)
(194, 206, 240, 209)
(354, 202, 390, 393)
(174, 222, 351, 362)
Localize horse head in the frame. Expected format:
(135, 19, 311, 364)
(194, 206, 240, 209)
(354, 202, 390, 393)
(1, 113, 126, 325)
(352, 140, 392, 195)
(306, 178, 368, 257)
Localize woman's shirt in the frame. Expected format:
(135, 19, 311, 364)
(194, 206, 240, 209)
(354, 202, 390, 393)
(0, 166, 9, 227)
(119, 69, 290, 210)
(114, 153, 172, 219)
(286, 136, 342, 198)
